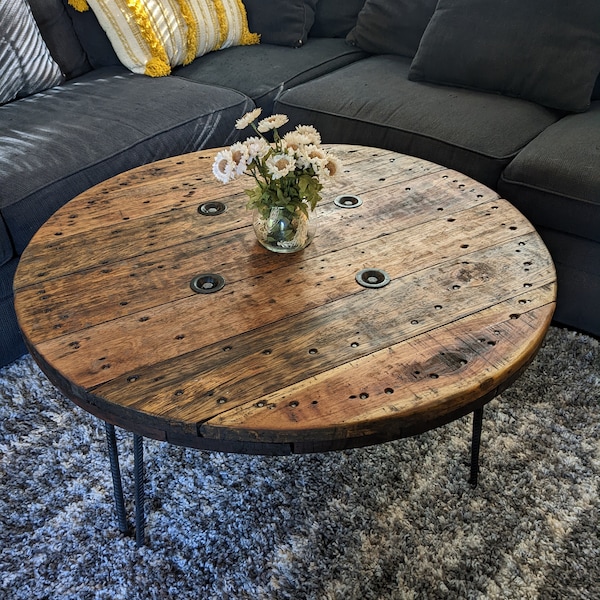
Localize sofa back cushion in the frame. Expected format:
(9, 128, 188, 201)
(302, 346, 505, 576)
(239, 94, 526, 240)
(409, 0, 600, 113)
(593, 74, 600, 101)
(62, 0, 120, 68)
(0, 0, 64, 105)
(310, 0, 366, 38)
(0, 217, 12, 268)
(346, 0, 438, 57)
(28, 0, 90, 79)
(244, 0, 319, 47)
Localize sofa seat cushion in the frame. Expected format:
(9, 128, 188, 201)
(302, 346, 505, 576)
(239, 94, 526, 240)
(498, 102, 600, 245)
(0, 66, 253, 254)
(530, 227, 600, 337)
(173, 37, 367, 112)
(0, 259, 26, 366)
(275, 55, 561, 188)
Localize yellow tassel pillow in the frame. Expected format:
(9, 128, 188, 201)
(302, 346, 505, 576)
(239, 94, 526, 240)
(68, 0, 259, 77)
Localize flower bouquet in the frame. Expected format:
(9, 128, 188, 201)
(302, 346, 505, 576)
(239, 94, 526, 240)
(212, 109, 340, 252)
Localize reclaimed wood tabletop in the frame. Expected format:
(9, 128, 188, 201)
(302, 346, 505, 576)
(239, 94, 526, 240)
(14, 145, 557, 455)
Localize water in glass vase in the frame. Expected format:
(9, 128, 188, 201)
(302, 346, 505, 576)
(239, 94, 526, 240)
(253, 205, 315, 253)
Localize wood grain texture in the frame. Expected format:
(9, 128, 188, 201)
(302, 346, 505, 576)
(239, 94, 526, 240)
(14, 145, 556, 453)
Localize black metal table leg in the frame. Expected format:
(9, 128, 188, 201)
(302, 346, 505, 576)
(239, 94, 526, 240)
(134, 433, 145, 547)
(469, 407, 484, 487)
(104, 422, 129, 534)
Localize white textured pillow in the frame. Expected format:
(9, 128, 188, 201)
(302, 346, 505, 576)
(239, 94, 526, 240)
(0, 0, 63, 105)
(74, 0, 259, 77)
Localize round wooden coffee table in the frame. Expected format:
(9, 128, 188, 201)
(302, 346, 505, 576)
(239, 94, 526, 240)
(13, 145, 556, 544)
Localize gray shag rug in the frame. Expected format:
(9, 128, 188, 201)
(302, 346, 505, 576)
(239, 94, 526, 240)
(1, 326, 599, 599)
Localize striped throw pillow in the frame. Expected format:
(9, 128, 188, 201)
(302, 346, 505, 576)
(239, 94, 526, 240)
(69, 0, 259, 77)
(0, 0, 64, 105)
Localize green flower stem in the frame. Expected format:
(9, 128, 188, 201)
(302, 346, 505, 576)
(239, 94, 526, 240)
(242, 119, 324, 219)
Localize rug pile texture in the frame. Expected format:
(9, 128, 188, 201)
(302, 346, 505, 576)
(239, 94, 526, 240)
(1, 326, 598, 599)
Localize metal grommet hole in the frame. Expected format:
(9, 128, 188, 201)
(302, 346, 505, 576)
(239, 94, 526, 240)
(198, 201, 226, 215)
(334, 194, 363, 208)
(355, 268, 390, 289)
(190, 273, 225, 294)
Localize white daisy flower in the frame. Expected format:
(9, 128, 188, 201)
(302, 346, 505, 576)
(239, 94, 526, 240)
(243, 136, 271, 163)
(282, 131, 312, 152)
(229, 142, 250, 175)
(294, 124, 321, 145)
(235, 108, 262, 130)
(257, 114, 289, 133)
(212, 149, 238, 183)
(212, 112, 338, 219)
(266, 153, 296, 179)
(322, 155, 341, 177)
(297, 145, 327, 173)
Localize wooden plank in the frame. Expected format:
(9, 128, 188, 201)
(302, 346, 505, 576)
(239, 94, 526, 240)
(28, 217, 552, 390)
(14, 176, 524, 345)
(84, 233, 554, 424)
(198, 300, 554, 444)
(86, 276, 554, 430)
(15, 146, 494, 285)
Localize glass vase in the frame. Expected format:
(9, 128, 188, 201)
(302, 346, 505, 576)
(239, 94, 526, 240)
(252, 205, 315, 253)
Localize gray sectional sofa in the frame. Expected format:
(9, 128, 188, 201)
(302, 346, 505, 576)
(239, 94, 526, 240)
(1, 0, 599, 368)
